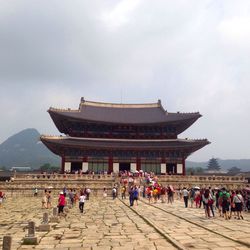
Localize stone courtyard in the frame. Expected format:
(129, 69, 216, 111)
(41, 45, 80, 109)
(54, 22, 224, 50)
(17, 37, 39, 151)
(0, 194, 250, 250)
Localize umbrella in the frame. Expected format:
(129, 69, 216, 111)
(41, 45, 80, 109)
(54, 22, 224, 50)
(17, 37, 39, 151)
(194, 186, 200, 190)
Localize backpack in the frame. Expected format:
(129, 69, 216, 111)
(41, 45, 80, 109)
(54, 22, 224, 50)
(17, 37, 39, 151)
(222, 192, 228, 205)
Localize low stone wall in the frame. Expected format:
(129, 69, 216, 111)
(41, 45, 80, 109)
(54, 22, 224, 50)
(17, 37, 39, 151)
(0, 174, 247, 196)
(120, 175, 248, 190)
(0, 174, 117, 197)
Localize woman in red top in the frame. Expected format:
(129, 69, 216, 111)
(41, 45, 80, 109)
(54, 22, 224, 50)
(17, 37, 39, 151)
(58, 192, 66, 214)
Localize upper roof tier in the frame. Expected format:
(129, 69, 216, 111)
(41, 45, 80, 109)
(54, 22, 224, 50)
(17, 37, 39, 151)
(48, 98, 201, 128)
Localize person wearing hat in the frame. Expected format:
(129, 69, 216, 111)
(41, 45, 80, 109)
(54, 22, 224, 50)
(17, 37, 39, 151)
(58, 191, 66, 214)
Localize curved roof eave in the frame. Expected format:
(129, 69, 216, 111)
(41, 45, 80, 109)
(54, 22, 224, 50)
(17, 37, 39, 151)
(48, 108, 201, 126)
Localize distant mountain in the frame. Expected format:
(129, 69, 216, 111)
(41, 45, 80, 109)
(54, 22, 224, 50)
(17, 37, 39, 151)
(186, 159, 250, 172)
(0, 128, 59, 169)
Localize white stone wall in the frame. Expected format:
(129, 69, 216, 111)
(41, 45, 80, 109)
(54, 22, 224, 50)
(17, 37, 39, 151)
(161, 163, 166, 174)
(177, 164, 183, 174)
(113, 163, 119, 173)
(82, 162, 88, 172)
(130, 163, 136, 173)
(65, 162, 71, 172)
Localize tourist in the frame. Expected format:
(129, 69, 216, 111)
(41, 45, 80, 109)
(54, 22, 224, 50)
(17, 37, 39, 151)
(68, 189, 74, 205)
(142, 186, 146, 198)
(133, 186, 139, 206)
(33, 188, 38, 197)
(58, 191, 66, 214)
(129, 187, 134, 206)
(112, 186, 117, 199)
(209, 190, 216, 217)
(73, 189, 78, 203)
(103, 187, 107, 198)
(146, 186, 153, 203)
(153, 187, 159, 203)
(202, 189, 213, 218)
(182, 187, 189, 208)
(194, 189, 201, 208)
(161, 186, 166, 203)
(63, 186, 67, 196)
(233, 190, 244, 220)
(229, 191, 236, 219)
(167, 186, 174, 204)
(47, 190, 52, 209)
(0, 191, 3, 207)
(121, 185, 126, 199)
(42, 190, 48, 209)
(220, 188, 230, 220)
(85, 188, 91, 200)
(189, 189, 195, 208)
(79, 191, 86, 213)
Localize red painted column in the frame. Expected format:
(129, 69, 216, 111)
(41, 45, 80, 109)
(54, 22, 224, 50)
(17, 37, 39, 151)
(108, 156, 113, 174)
(83, 156, 88, 162)
(182, 157, 186, 176)
(136, 157, 141, 171)
(61, 156, 65, 174)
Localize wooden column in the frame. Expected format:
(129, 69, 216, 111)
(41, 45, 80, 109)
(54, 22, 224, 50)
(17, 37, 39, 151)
(61, 156, 65, 174)
(136, 157, 141, 171)
(182, 157, 186, 176)
(108, 156, 113, 173)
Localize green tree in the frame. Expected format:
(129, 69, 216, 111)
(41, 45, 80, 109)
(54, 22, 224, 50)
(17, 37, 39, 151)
(40, 163, 60, 173)
(227, 166, 241, 175)
(196, 167, 204, 174)
(207, 158, 221, 171)
(186, 167, 204, 175)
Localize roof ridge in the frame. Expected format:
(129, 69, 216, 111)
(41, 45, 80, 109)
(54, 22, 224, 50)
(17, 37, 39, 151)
(80, 97, 162, 108)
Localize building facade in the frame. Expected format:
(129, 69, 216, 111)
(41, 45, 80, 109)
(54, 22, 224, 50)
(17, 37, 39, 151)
(41, 98, 210, 175)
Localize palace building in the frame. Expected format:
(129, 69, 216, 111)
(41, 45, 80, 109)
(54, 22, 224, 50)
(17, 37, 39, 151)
(40, 98, 210, 175)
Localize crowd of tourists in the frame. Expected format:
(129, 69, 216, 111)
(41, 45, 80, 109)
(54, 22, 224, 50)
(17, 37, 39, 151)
(180, 186, 249, 220)
(118, 173, 250, 220)
(37, 187, 91, 214)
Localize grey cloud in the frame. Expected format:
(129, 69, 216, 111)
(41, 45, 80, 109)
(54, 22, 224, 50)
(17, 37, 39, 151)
(0, 0, 250, 162)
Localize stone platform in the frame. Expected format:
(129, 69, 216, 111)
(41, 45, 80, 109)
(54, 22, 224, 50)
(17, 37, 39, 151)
(0, 194, 249, 250)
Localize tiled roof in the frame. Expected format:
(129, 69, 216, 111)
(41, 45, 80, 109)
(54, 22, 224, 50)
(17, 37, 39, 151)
(40, 135, 210, 151)
(49, 99, 201, 125)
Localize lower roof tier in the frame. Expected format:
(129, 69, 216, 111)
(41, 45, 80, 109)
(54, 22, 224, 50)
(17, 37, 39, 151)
(40, 136, 210, 159)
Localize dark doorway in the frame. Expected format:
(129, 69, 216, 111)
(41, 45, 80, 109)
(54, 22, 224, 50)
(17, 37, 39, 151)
(71, 162, 82, 173)
(166, 163, 176, 175)
(119, 163, 130, 172)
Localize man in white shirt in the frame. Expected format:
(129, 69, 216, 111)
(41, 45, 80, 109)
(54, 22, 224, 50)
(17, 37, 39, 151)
(182, 187, 189, 208)
(79, 192, 86, 213)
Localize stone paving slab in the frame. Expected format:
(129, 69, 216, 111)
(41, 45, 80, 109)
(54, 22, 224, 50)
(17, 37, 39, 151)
(0, 195, 250, 249)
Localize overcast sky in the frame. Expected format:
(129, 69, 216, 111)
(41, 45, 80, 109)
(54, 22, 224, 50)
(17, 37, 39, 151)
(0, 0, 250, 162)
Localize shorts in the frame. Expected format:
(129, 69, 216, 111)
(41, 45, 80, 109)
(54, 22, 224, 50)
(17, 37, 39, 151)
(235, 203, 242, 212)
(222, 204, 229, 213)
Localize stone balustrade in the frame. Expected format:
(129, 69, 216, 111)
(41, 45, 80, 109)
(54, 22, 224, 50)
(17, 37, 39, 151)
(150, 175, 247, 190)
(157, 175, 246, 183)
(12, 173, 116, 181)
(0, 174, 247, 196)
